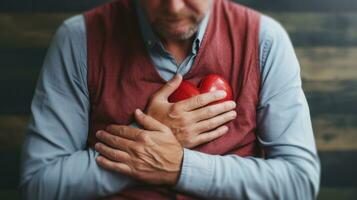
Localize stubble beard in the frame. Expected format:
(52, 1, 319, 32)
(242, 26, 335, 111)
(152, 15, 203, 41)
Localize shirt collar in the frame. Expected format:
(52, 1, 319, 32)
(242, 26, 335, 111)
(135, 0, 211, 55)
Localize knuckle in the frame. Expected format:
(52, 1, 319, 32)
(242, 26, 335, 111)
(113, 151, 120, 161)
(106, 124, 116, 132)
(228, 111, 237, 119)
(130, 145, 142, 153)
(206, 107, 216, 116)
(119, 126, 127, 134)
(195, 96, 204, 107)
(185, 138, 195, 148)
(223, 102, 232, 111)
(206, 120, 216, 130)
(210, 130, 221, 138)
(112, 135, 119, 144)
(168, 111, 184, 123)
(138, 133, 150, 143)
(113, 137, 123, 147)
(170, 104, 180, 116)
(137, 145, 146, 153)
(114, 163, 123, 172)
(166, 82, 175, 90)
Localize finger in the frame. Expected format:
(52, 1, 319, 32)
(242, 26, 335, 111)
(96, 156, 132, 175)
(95, 142, 130, 162)
(106, 125, 141, 140)
(135, 109, 167, 132)
(191, 126, 229, 147)
(155, 74, 183, 99)
(177, 90, 227, 111)
(190, 101, 236, 122)
(192, 111, 237, 133)
(96, 131, 134, 150)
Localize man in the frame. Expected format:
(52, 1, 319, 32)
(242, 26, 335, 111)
(20, 0, 320, 199)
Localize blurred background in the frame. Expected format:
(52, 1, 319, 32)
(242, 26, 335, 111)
(0, 0, 356, 199)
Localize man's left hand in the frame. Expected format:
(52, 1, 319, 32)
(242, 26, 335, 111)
(95, 109, 183, 185)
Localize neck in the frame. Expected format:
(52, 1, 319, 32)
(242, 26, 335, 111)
(161, 37, 194, 65)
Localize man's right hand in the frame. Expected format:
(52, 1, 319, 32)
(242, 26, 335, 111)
(145, 74, 237, 149)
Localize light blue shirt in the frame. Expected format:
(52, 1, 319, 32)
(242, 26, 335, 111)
(19, 3, 320, 200)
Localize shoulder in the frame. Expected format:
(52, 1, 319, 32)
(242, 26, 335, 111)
(57, 14, 86, 45)
(259, 15, 295, 72)
(50, 14, 88, 93)
(259, 15, 289, 46)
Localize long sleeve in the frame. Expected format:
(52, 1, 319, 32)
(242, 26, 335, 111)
(174, 15, 321, 199)
(19, 15, 135, 200)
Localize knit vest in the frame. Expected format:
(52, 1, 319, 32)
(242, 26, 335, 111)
(85, 0, 261, 199)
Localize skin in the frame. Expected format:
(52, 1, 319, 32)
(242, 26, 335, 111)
(138, 0, 212, 64)
(95, 0, 237, 186)
(146, 74, 236, 149)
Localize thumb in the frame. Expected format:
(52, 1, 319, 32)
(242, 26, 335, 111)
(134, 109, 165, 132)
(156, 74, 182, 99)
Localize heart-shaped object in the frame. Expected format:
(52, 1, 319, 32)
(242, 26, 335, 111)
(168, 74, 233, 105)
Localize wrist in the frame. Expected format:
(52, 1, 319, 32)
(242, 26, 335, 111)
(164, 147, 184, 185)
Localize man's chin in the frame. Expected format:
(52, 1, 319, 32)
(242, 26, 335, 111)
(156, 27, 198, 41)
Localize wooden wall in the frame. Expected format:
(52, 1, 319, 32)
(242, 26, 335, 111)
(0, 0, 356, 199)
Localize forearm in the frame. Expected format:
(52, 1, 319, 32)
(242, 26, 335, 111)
(175, 148, 320, 200)
(20, 144, 135, 200)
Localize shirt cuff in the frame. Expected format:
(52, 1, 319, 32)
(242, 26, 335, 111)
(174, 148, 214, 195)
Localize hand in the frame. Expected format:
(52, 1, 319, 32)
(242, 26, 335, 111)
(95, 109, 183, 185)
(146, 74, 237, 148)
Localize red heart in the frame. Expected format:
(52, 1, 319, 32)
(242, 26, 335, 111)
(168, 74, 233, 104)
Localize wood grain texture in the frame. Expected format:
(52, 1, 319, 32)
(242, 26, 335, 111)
(1, 12, 357, 48)
(1, 0, 357, 12)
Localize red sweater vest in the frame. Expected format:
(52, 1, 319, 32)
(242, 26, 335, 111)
(84, 0, 261, 199)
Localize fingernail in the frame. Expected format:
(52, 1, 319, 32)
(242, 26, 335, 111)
(222, 126, 229, 132)
(229, 101, 236, 108)
(215, 90, 226, 98)
(96, 131, 102, 137)
(231, 111, 237, 118)
(136, 109, 143, 115)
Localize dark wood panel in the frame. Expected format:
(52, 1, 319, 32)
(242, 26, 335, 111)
(320, 151, 357, 187)
(0, 14, 70, 48)
(0, 80, 35, 114)
(235, 0, 357, 12)
(318, 188, 357, 200)
(2, 12, 357, 48)
(0, 0, 31, 12)
(0, 189, 20, 200)
(311, 114, 357, 151)
(0, 0, 108, 12)
(0, 116, 28, 151)
(0, 151, 20, 189)
(304, 81, 357, 116)
(296, 47, 357, 81)
(0, 48, 46, 69)
(1, 0, 357, 12)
